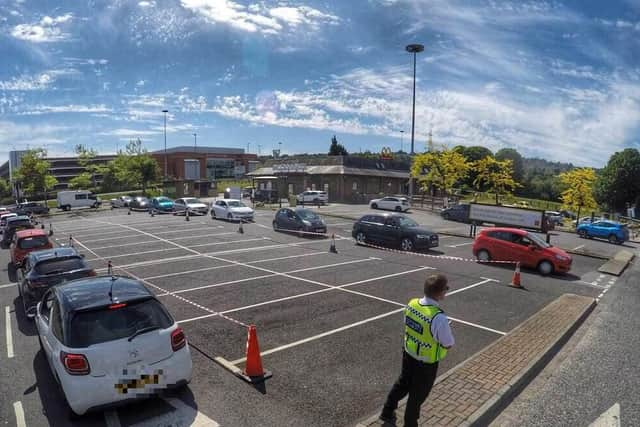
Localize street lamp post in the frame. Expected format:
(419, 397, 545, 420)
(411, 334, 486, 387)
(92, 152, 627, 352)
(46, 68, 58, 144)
(400, 130, 405, 153)
(193, 133, 197, 151)
(405, 43, 424, 201)
(162, 109, 169, 179)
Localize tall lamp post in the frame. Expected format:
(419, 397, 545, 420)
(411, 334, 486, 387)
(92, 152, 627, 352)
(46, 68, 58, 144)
(193, 132, 197, 151)
(162, 109, 169, 179)
(400, 130, 405, 153)
(405, 43, 424, 201)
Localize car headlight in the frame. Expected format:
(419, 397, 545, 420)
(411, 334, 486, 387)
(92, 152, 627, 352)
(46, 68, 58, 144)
(416, 234, 432, 239)
(555, 254, 568, 261)
(302, 220, 311, 226)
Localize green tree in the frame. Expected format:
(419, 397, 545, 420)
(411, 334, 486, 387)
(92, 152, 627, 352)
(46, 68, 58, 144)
(594, 148, 640, 211)
(74, 144, 99, 188)
(453, 145, 493, 190)
(411, 148, 469, 199)
(122, 139, 160, 194)
(559, 168, 597, 224)
(473, 157, 519, 205)
(14, 149, 58, 204)
(495, 148, 524, 183)
(0, 178, 11, 201)
(328, 135, 348, 156)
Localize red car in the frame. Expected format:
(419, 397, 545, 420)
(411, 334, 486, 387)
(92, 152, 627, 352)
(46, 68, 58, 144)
(472, 227, 572, 275)
(10, 229, 53, 268)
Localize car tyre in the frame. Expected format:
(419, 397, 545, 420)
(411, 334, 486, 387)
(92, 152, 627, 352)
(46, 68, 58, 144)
(395, 206, 402, 212)
(578, 229, 587, 238)
(227, 213, 233, 221)
(273, 221, 278, 231)
(538, 260, 554, 276)
(476, 249, 491, 262)
(400, 237, 415, 252)
(608, 234, 619, 244)
(371, 203, 378, 209)
(443, 213, 450, 221)
(355, 231, 366, 245)
(211, 210, 217, 219)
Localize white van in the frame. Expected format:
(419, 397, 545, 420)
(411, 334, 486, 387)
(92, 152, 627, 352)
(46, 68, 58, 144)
(57, 190, 101, 211)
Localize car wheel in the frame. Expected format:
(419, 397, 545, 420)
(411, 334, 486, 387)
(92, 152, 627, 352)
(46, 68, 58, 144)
(400, 237, 415, 252)
(355, 231, 366, 245)
(273, 221, 279, 231)
(578, 230, 587, 238)
(476, 249, 491, 262)
(227, 213, 233, 221)
(608, 234, 620, 244)
(371, 203, 378, 209)
(538, 260, 554, 276)
(211, 210, 216, 219)
(443, 213, 450, 220)
(395, 206, 402, 212)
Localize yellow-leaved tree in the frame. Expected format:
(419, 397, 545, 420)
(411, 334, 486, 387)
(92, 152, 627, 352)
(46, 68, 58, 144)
(559, 168, 597, 225)
(411, 148, 469, 202)
(473, 157, 519, 205)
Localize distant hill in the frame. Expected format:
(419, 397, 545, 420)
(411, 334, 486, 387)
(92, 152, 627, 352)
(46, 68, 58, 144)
(522, 157, 575, 174)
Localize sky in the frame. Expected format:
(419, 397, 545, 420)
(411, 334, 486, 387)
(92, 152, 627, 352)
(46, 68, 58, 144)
(0, 0, 639, 167)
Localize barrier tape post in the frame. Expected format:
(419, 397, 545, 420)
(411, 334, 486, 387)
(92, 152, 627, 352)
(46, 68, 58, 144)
(238, 219, 244, 234)
(186, 208, 190, 222)
(69, 235, 74, 248)
(107, 260, 113, 276)
(49, 223, 53, 236)
(329, 233, 338, 253)
(128, 208, 131, 215)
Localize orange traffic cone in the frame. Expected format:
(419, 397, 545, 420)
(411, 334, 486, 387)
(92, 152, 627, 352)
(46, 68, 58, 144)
(238, 325, 272, 383)
(509, 262, 524, 289)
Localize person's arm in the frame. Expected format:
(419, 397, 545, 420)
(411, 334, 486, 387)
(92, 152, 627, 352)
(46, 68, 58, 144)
(433, 315, 455, 349)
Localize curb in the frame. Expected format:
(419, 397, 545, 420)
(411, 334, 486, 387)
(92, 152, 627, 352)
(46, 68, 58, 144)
(463, 296, 597, 427)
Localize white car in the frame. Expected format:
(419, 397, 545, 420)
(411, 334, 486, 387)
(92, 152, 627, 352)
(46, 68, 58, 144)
(0, 212, 18, 234)
(110, 196, 133, 208)
(296, 191, 328, 205)
(211, 199, 254, 221)
(369, 196, 410, 212)
(173, 197, 209, 215)
(35, 277, 192, 416)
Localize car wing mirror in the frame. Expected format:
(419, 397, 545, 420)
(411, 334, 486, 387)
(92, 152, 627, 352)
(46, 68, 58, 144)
(80, 253, 85, 258)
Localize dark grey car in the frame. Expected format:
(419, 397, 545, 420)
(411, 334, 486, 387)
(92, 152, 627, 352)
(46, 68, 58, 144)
(441, 204, 470, 223)
(273, 208, 327, 236)
(352, 213, 439, 251)
(129, 196, 150, 211)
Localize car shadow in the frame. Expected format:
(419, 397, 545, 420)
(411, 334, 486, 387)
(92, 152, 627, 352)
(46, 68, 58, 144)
(13, 295, 38, 337)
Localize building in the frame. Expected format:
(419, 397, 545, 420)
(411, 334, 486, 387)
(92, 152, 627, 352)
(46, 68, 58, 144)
(150, 146, 258, 181)
(247, 155, 410, 203)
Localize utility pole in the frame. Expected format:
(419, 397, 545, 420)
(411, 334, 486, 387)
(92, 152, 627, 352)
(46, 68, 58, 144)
(162, 109, 168, 179)
(193, 133, 197, 151)
(405, 43, 424, 201)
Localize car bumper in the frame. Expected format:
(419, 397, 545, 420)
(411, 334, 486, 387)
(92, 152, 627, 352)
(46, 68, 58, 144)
(61, 347, 193, 415)
(555, 262, 571, 273)
(232, 213, 254, 221)
(154, 206, 174, 212)
(415, 238, 439, 249)
(189, 208, 209, 215)
(305, 226, 327, 234)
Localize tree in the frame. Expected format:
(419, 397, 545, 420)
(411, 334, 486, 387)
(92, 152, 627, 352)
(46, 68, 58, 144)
(559, 168, 597, 223)
(453, 145, 493, 190)
(473, 157, 519, 205)
(495, 148, 524, 183)
(594, 148, 640, 211)
(328, 135, 348, 156)
(121, 139, 160, 193)
(0, 178, 11, 200)
(411, 148, 469, 200)
(14, 149, 58, 204)
(75, 144, 99, 188)
(68, 173, 93, 189)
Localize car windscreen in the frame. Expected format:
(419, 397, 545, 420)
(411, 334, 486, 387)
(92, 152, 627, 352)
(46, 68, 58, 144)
(18, 235, 49, 249)
(398, 217, 419, 228)
(227, 201, 246, 208)
(184, 198, 200, 204)
(156, 197, 171, 202)
(297, 210, 319, 220)
(35, 257, 86, 275)
(68, 298, 173, 347)
(527, 232, 551, 248)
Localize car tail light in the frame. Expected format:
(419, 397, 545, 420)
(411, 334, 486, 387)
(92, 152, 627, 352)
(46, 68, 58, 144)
(109, 303, 127, 309)
(171, 327, 186, 351)
(60, 351, 90, 375)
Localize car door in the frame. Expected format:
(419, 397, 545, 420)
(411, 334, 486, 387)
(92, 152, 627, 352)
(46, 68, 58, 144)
(37, 290, 56, 365)
(285, 209, 300, 230)
(174, 199, 185, 212)
(382, 216, 402, 245)
(589, 221, 606, 238)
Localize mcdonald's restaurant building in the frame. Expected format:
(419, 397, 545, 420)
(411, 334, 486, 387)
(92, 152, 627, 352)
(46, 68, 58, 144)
(247, 155, 410, 203)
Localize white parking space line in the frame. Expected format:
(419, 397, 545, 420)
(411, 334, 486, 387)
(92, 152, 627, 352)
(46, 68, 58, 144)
(5, 306, 14, 358)
(447, 316, 507, 335)
(446, 278, 498, 296)
(83, 230, 235, 244)
(13, 401, 26, 427)
(572, 244, 585, 251)
(104, 409, 121, 427)
(68, 229, 134, 239)
(446, 242, 474, 248)
(0, 283, 17, 289)
(89, 234, 250, 251)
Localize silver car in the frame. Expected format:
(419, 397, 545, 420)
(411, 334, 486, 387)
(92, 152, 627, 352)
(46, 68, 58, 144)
(110, 195, 133, 208)
(173, 198, 209, 215)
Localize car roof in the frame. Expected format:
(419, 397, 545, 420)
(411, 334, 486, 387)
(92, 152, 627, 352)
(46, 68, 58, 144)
(30, 247, 79, 262)
(56, 276, 153, 312)
(1, 212, 17, 218)
(223, 198, 241, 202)
(15, 228, 47, 238)
(7, 215, 30, 222)
(362, 212, 406, 218)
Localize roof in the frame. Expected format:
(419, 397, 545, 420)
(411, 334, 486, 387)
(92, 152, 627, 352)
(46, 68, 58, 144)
(248, 165, 409, 179)
(57, 276, 153, 311)
(15, 228, 48, 239)
(7, 215, 31, 223)
(30, 247, 79, 262)
(151, 146, 245, 155)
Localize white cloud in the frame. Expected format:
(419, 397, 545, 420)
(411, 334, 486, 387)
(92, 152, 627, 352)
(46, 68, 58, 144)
(17, 104, 112, 115)
(138, 0, 156, 7)
(0, 73, 54, 91)
(0, 121, 70, 152)
(99, 128, 162, 137)
(11, 13, 73, 42)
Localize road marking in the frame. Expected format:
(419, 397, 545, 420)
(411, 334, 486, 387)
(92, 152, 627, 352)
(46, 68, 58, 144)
(576, 280, 608, 289)
(13, 401, 26, 427)
(83, 230, 235, 244)
(447, 316, 507, 335)
(5, 306, 14, 358)
(589, 402, 620, 427)
(446, 278, 498, 296)
(159, 397, 220, 427)
(446, 242, 473, 248)
(0, 283, 17, 289)
(90, 235, 258, 251)
(104, 409, 121, 427)
(572, 244, 585, 251)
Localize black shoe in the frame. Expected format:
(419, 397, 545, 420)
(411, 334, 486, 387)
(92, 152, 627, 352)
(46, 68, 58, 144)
(379, 412, 396, 425)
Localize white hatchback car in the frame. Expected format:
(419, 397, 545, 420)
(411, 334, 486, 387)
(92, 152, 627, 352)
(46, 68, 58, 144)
(369, 196, 410, 212)
(35, 276, 192, 416)
(211, 199, 255, 221)
(0, 212, 18, 234)
(296, 191, 328, 205)
(173, 197, 209, 215)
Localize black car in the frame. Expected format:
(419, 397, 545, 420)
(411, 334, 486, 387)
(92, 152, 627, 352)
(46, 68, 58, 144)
(440, 204, 470, 223)
(129, 196, 150, 211)
(1, 216, 34, 249)
(17, 247, 95, 318)
(352, 213, 439, 251)
(14, 202, 50, 216)
(273, 208, 327, 235)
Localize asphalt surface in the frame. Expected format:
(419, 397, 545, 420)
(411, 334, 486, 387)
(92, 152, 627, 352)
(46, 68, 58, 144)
(0, 203, 632, 427)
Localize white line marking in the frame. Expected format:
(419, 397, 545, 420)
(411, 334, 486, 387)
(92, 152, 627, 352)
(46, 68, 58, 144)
(447, 316, 507, 335)
(0, 283, 17, 289)
(572, 244, 585, 251)
(68, 229, 133, 239)
(90, 235, 256, 251)
(446, 242, 474, 248)
(446, 278, 497, 296)
(104, 409, 121, 427)
(5, 306, 14, 358)
(13, 401, 26, 427)
(83, 230, 235, 244)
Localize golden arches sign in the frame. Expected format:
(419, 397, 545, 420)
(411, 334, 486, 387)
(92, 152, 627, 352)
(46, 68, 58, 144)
(380, 147, 393, 160)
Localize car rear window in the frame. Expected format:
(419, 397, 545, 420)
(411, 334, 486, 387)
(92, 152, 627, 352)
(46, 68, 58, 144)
(18, 235, 49, 249)
(9, 219, 31, 228)
(35, 257, 86, 275)
(68, 299, 173, 347)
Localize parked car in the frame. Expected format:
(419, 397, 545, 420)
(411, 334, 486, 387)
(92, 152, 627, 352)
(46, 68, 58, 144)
(173, 197, 209, 215)
(560, 210, 576, 220)
(575, 216, 602, 226)
(0, 212, 18, 234)
(352, 213, 438, 251)
(110, 195, 133, 208)
(0, 207, 9, 215)
(472, 227, 572, 275)
(150, 196, 174, 213)
(296, 190, 328, 205)
(129, 196, 150, 211)
(10, 228, 53, 269)
(1, 216, 34, 249)
(242, 187, 255, 198)
(369, 196, 410, 212)
(35, 276, 192, 416)
(57, 190, 101, 211)
(576, 220, 629, 244)
(14, 201, 50, 216)
(545, 211, 564, 226)
(273, 208, 327, 235)
(211, 199, 254, 221)
(17, 247, 95, 318)
(441, 204, 470, 223)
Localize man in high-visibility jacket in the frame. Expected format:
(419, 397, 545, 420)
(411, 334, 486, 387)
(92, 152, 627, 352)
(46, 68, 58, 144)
(379, 274, 455, 427)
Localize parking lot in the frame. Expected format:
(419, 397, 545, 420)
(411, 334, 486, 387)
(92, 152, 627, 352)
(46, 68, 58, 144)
(0, 205, 632, 427)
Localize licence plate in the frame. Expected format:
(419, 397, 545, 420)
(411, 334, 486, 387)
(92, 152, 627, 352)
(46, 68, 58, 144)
(115, 369, 164, 394)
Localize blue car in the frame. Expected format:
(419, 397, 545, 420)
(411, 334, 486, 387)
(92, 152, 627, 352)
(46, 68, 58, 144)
(576, 220, 629, 245)
(150, 196, 174, 213)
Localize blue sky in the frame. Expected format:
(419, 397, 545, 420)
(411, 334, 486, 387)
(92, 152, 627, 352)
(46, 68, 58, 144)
(1, 0, 639, 167)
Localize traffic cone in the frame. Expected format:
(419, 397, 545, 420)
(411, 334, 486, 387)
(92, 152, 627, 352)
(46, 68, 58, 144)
(185, 208, 190, 221)
(329, 234, 338, 253)
(238, 220, 244, 234)
(509, 262, 524, 289)
(238, 325, 272, 383)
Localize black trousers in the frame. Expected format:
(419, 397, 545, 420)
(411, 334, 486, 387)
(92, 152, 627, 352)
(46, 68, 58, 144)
(382, 351, 438, 427)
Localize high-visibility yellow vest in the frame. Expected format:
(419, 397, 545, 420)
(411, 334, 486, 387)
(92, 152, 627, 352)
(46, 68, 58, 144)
(403, 298, 447, 363)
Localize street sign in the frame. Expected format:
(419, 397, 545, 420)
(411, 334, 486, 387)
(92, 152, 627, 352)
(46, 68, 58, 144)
(380, 147, 393, 160)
